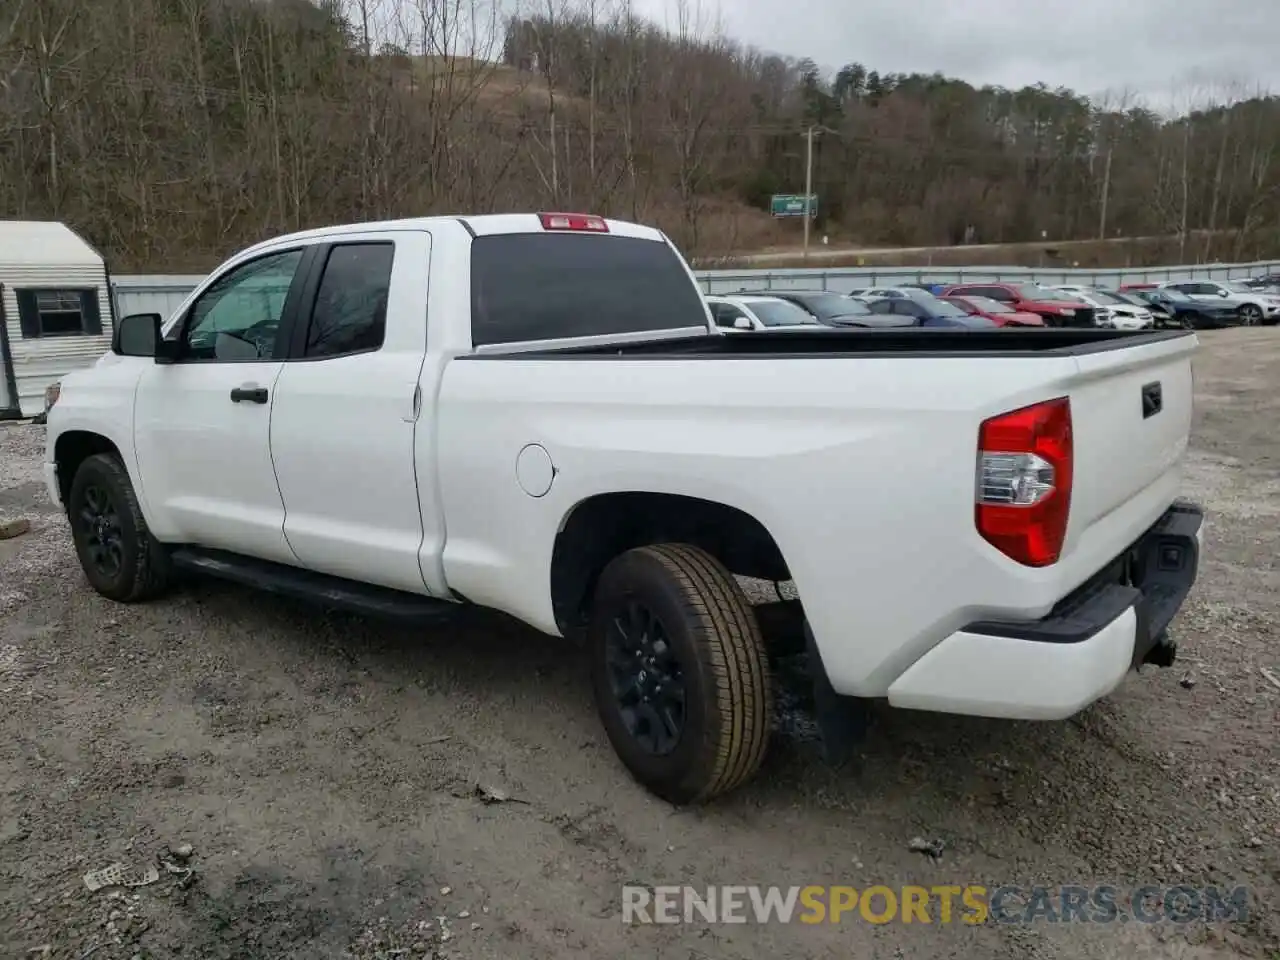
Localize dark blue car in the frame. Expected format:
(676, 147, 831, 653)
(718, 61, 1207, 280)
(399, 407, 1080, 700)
(865, 294, 997, 328)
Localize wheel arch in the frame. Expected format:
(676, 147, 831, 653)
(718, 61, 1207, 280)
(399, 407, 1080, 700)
(53, 430, 125, 509)
(548, 491, 791, 636)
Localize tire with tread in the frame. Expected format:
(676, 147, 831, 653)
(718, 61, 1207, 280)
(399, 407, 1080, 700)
(588, 543, 772, 804)
(68, 453, 172, 603)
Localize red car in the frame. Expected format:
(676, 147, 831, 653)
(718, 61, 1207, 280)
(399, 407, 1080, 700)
(941, 295, 1046, 328)
(1118, 282, 1157, 292)
(939, 282, 1095, 327)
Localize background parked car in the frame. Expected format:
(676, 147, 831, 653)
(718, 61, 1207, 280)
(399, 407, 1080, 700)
(1158, 279, 1280, 325)
(845, 285, 939, 303)
(1107, 290, 1178, 328)
(940, 295, 1045, 327)
(742, 290, 875, 326)
(1050, 286, 1153, 329)
(705, 295, 827, 332)
(864, 296, 997, 328)
(1239, 273, 1280, 291)
(939, 281, 1097, 327)
(1127, 288, 1241, 329)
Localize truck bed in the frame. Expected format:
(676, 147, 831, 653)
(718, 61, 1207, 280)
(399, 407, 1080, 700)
(487, 328, 1194, 359)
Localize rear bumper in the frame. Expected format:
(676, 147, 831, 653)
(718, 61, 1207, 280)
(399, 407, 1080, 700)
(884, 500, 1203, 720)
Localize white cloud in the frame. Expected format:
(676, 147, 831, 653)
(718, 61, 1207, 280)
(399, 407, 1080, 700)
(624, 0, 1279, 104)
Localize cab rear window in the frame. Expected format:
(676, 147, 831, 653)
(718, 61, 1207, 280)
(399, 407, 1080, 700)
(470, 233, 709, 346)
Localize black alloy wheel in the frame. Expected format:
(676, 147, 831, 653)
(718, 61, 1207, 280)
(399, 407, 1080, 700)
(604, 598, 687, 756)
(588, 543, 772, 804)
(67, 453, 172, 602)
(77, 483, 125, 580)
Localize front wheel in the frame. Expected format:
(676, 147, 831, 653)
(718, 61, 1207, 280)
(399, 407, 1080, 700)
(1238, 304, 1262, 326)
(588, 544, 772, 804)
(68, 453, 172, 602)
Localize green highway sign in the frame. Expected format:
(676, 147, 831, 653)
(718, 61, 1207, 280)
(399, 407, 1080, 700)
(770, 194, 818, 218)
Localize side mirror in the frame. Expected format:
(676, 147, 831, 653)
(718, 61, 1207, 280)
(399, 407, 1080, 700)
(112, 313, 162, 357)
(1218, 289, 1229, 297)
(733, 316, 753, 330)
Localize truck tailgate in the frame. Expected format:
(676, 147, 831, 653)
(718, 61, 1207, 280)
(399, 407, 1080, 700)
(1061, 334, 1196, 567)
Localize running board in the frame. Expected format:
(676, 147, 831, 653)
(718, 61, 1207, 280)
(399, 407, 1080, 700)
(168, 547, 460, 623)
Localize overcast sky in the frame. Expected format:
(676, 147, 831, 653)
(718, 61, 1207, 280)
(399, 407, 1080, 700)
(625, 0, 1280, 104)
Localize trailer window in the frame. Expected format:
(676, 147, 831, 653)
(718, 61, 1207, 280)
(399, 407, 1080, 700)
(15, 288, 103, 338)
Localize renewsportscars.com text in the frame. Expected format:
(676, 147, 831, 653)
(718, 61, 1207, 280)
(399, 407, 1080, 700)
(621, 884, 1251, 925)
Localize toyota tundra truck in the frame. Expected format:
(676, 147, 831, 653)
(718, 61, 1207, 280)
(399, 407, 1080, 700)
(43, 213, 1204, 804)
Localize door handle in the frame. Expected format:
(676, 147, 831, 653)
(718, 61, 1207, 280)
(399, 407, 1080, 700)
(230, 385, 269, 404)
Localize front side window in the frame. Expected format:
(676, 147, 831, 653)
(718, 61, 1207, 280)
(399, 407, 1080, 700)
(16, 288, 102, 339)
(183, 249, 304, 361)
(710, 303, 746, 327)
(303, 243, 394, 358)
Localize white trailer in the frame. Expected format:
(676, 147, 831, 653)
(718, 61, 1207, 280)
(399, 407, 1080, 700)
(0, 221, 114, 419)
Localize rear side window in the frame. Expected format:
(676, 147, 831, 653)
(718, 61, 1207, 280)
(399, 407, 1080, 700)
(470, 234, 708, 346)
(304, 243, 394, 358)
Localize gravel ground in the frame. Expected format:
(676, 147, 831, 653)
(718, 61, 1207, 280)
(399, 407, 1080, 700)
(1, 329, 1277, 960)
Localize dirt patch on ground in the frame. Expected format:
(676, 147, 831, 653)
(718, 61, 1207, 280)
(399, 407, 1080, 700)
(1, 330, 1278, 959)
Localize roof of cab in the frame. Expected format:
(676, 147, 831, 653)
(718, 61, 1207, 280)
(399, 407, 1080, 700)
(239, 214, 665, 259)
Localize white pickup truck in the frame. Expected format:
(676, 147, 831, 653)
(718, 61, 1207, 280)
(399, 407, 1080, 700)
(44, 213, 1204, 804)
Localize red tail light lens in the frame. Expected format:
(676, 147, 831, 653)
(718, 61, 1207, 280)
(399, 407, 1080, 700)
(538, 212, 609, 232)
(976, 397, 1073, 567)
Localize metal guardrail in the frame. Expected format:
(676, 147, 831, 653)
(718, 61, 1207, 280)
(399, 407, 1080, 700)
(695, 261, 1280, 295)
(112, 259, 1280, 317)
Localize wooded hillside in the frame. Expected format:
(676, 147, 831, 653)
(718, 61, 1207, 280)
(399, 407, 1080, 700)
(2, 0, 1278, 270)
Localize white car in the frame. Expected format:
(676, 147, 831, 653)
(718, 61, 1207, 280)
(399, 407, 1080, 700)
(43, 212, 1203, 804)
(1158, 279, 1280, 326)
(1051, 286, 1153, 330)
(706, 295, 827, 332)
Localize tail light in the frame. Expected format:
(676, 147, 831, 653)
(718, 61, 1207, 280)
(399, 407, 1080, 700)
(976, 397, 1073, 567)
(538, 212, 609, 232)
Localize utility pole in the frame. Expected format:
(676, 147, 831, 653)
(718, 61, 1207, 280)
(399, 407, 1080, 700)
(1098, 146, 1113, 241)
(803, 125, 815, 260)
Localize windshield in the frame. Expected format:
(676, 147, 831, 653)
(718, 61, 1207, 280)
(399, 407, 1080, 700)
(962, 296, 1011, 313)
(831, 300, 871, 316)
(924, 297, 968, 318)
(470, 234, 708, 345)
(1017, 284, 1075, 301)
(796, 293, 870, 318)
(1087, 290, 1129, 305)
(748, 299, 815, 327)
(1222, 282, 1254, 294)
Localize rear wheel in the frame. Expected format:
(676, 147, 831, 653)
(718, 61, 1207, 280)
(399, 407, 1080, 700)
(68, 454, 172, 602)
(588, 543, 772, 804)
